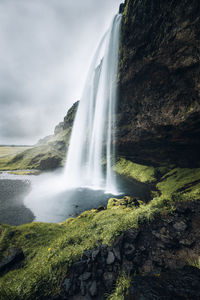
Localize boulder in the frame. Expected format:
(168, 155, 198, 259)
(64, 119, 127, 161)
(0, 248, 24, 275)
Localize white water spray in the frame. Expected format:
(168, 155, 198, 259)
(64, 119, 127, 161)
(64, 14, 122, 193)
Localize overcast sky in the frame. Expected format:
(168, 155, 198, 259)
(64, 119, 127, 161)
(0, 0, 122, 145)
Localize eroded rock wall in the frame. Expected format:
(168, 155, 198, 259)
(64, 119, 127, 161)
(117, 0, 200, 167)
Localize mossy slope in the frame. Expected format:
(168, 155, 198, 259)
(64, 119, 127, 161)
(0, 160, 199, 299)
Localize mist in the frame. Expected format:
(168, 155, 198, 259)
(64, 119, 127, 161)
(0, 0, 122, 145)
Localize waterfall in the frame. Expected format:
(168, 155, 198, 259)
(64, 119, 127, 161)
(64, 14, 122, 193)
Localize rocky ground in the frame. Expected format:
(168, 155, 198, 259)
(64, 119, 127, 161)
(58, 200, 200, 299)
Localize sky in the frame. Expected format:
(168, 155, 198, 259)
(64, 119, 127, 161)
(0, 0, 123, 145)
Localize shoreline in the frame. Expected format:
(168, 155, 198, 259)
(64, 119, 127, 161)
(0, 179, 35, 226)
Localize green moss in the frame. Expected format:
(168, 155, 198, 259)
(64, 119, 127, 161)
(0, 159, 199, 298)
(8, 170, 40, 176)
(122, 0, 131, 24)
(0, 147, 31, 158)
(188, 257, 200, 269)
(107, 272, 131, 300)
(113, 158, 156, 183)
(0, 194, 174, 299)
(157, 167, 200, 201)
(107, 196, 143, 209)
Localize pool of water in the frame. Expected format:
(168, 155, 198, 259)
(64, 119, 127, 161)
(0, 169, 150, 225)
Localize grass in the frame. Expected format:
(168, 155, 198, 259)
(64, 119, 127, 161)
(8, 170, 41, 176)
(188, 257, 200, 269)
(0, 147, 31, 159)
(0, 145, 59, 171)
(0, 128, 71, 171)
(157, 167, 200, 201)
(0, 159, 199, 299)
(113, 157, 156, 183)
(107, 272, 131, 300)
(0, 196, 175, 299)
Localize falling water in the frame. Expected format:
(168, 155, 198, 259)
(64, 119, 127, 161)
(64, 14, 122, 193)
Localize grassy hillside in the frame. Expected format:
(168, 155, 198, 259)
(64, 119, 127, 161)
(0, 102, 78, 172)
(0, 129, 71, 171)
(0, 160, 199, 299)
(0, 146, 31, 159)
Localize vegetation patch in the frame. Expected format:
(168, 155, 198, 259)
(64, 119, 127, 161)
(0, 160, 199, 299)
(0, 128, 71, 171)
(0, 147, 31, 159)
(8, 170, 41, 176)
(113, 157, 156, 183)
(107, 272, 131, 300)
(157, 167, 200, 202)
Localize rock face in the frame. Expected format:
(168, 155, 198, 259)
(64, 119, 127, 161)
(63, 101, 79, 130)
(57, 200, 200, 299)
(0, 248, 24, 276)
(117, 0, 200, 167)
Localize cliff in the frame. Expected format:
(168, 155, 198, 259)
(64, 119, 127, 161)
(117, 0, 200, 167)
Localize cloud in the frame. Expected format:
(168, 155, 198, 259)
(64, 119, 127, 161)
(0, 0, 122, 145)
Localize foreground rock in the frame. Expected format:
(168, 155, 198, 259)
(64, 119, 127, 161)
(55, 200, 200, 299)
(0, 248, 24, 276)
(126, 266, 200, 300)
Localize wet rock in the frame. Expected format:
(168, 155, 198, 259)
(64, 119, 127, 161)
(122, 259, 134, 274)
(103, 272, 116, 291)
(124, 229, 138, 243)
(179, 238, 194, 247)
(80, 280, 86, 296)
(89, 281, 97, 297)
(79, 272, 91, 281)
(73, 261, 86, 274)
(152, 229, 174, 245)
(92, 249, 100, 261)
(126, 266, 200, 300)
(119, 3, 125, 13)
(173, 221, 187, 232)
(96, 206, 105, 212)
(113, 246, 121, 261)
(124, 243, 135, 260)
(106, 251, 115, 265)
(63, 278, 71, 293)
(38, 156, 62, 170)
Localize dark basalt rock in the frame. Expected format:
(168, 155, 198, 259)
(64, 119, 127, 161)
(126, 266, 200, 300)
(56, 200, 200, 299)
(117, 0, 200, 167)
(0, 248, 24, 276)
(38, 156, 62, 170)
(63, 101, 79, 129)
